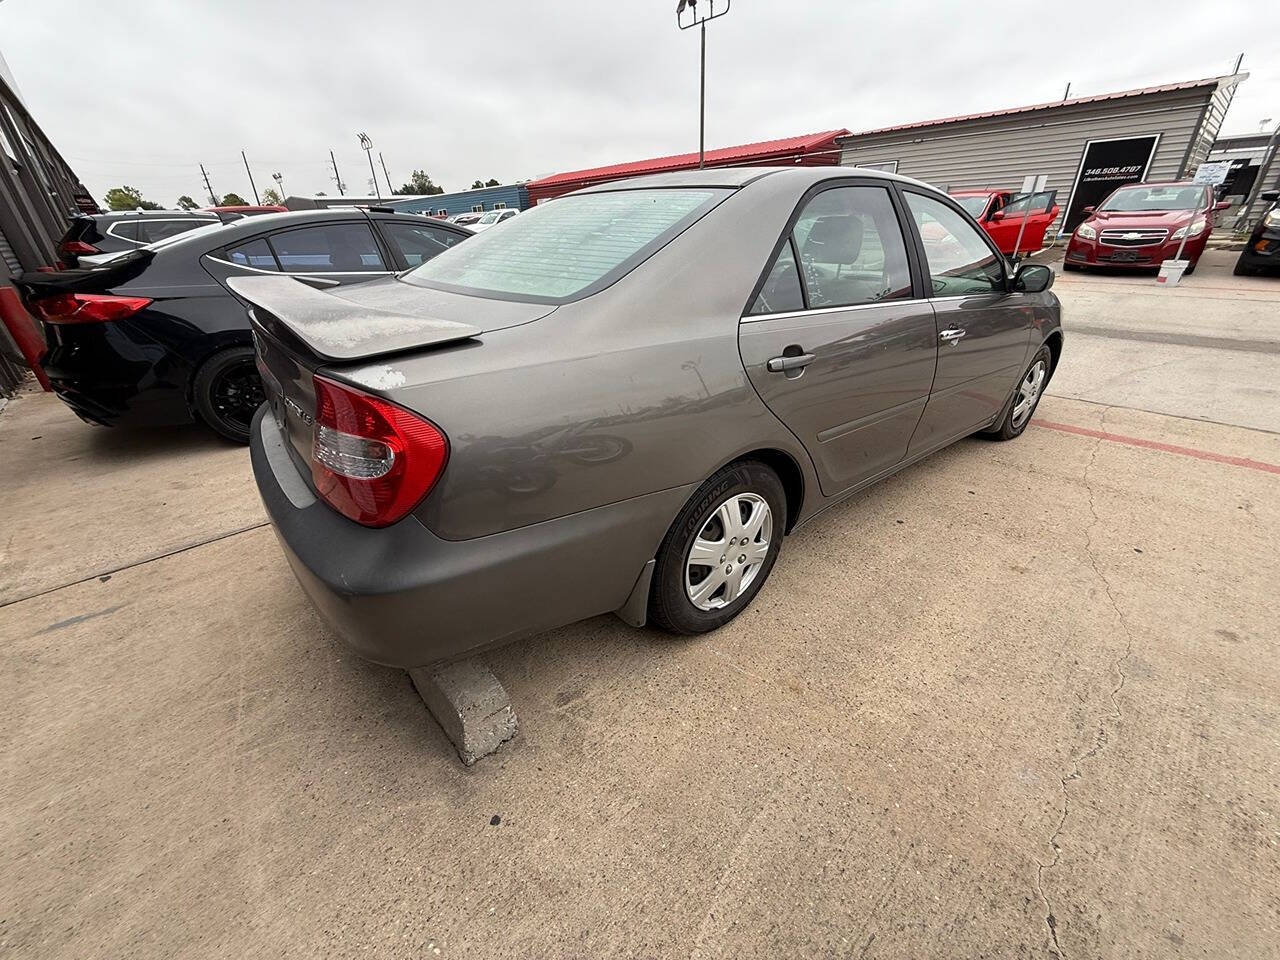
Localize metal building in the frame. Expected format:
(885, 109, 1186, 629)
(837, 74, 1247, 236)
(384, 183, 530, 217)
(0, 51, 94, 395)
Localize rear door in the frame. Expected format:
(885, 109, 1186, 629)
(901, 189, 1033, 453)
(738, 180, 938, 497)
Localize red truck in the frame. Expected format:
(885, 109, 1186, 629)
(951, 189, 1060, 255)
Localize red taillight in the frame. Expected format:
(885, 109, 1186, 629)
(59, 240, 99, 256)
(311, 375, 448, 527)
(32, 293, 153, 324)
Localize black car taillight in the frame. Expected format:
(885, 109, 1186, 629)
(32, 293, 152, 324)
(311, 375, 448, 528)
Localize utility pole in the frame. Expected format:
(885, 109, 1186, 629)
(241, 151, 261, 205)
(676, 0, 731, 169)
(1062, 81, 1071, 101)
(199, 164, 216, 205)
(359, 133, 380, 200)
(379, 152, 394, 196)
(330, 150, 346, 196)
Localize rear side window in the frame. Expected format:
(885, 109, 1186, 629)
(107, 221, 140, 242)
(406, 188, 729, 302)
(139, 219, 210, 243)
(905, 192, 1005, 296)
(791, 186, 913, 308)
(225, 238, 278, 270)
(267, 223, 387, 273)
(381, 222, 463, 267)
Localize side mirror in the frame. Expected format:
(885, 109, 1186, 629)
(1012, 263, 1054, 294)
(989, 210, 1006, 222)
(1213, 200, 1231, 211)
(1081, 205, 1096, 216)
(1262, 190, 1280, 203)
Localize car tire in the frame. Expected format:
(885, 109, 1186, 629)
(984, 344, 1053, 442)
(192, 345, 265, 444)
(648, 459, 786, 635)
(1184, 258, 1197, 276)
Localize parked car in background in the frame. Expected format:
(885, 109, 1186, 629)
(56, 210, 221, 267)
(950, 189, 1059, 255)
(236, 166, 1061, 670)
(1065, 181, 1229, 274)
(469, 208, 519, 231)
(1233, 190, 1280, 276)
(18, 210, 472, 443)
(449, 212, 484, 226)
(203, 204, 288, 218)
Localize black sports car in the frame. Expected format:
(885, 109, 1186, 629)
(19, 209, 471, 442)
(1234, 190, 1280, 277)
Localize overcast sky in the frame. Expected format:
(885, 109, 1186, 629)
(2, 0, 1276, 207)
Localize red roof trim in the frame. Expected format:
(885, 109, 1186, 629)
(843, 75, 1243, 139)
(527, 130, 850, 188)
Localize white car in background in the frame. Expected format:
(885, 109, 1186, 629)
(469, 208, 519, 232)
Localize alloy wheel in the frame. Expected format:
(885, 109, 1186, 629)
(685, 493, 773, 611)
(1011, 360, 1046, 430)
(209, 359, 265, 435)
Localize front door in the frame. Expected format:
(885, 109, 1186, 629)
(739, 183, 937, 497)
(901, 190, 1034, 453)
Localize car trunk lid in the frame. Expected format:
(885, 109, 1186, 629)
(231, 274, 552, 477)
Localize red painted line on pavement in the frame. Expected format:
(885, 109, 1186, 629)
(1032, 420, 1280, 475)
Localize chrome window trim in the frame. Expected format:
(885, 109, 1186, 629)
(740, 291, 1020, 323)
(205, 254, 394, 277)
(106, 217, 215, 245)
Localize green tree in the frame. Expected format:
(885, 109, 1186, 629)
(471, 178, 501, 189)
(104, 185, 163, 211)
(220, 192, 248, 206)
(260, 188, 284, 206)
(176, 195, 199, 210)
(395, 169, 444, 196)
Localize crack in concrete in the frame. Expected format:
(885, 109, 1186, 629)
(1034, 410, 1136, 959)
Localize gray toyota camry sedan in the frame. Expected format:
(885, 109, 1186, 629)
(235, 166, 1062, 667)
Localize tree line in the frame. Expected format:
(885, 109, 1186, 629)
(103, 172, 503, 211)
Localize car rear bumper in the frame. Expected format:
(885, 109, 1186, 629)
(40, 319, 195, 428)
(249, 405, 692, 668)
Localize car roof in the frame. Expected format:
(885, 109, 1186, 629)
(572, 165, 935, 195)
(91, 210, 218, 220)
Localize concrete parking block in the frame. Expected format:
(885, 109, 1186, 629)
(409, 659, 518, 765)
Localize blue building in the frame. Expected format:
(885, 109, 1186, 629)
(385, 183, 529, 218)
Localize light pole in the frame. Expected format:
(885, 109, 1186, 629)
(272, 172, 284, 200)
(676, 0, 731, 169)
(359, 133, 381, 199)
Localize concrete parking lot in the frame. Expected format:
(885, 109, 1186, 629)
(2, 249, 1277, 959)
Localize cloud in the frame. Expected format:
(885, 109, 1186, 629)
(1, 0, 1274, 207)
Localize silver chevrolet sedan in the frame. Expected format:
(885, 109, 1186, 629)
(235, 167, 1062, 667)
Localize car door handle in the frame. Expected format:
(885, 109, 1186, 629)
(939, 328, 966, 344)
(767, 353, 815, 373)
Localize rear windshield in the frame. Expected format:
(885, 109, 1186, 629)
(402, 187, 730, 302)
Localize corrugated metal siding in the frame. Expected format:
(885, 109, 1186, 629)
(386, 184, 530, 215)
(0, 223, 19, 276)
(839, 88, 1221, 236)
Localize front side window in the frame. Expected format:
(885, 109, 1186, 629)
(267, 222, 386, 273)
(381, 222, 463, 267)
(905, 192, 1005, 296)
(790, 186, 913, 308)
(406, 187, 728, 302)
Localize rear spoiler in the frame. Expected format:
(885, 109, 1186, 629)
(16, 249, 155, 298)
(228, 275, 481, 362)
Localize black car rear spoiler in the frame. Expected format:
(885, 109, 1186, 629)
(227, 275, 481, 362)
(15, 249, 155, 299)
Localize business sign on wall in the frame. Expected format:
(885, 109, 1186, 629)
(1061, 135, 1161, 233)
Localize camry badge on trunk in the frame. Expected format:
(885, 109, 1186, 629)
(284, 396, 313, 426)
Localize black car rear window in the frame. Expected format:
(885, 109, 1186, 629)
(402, 188, 731, 303)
